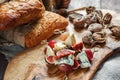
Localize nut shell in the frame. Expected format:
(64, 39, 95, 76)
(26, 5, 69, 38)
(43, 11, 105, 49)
(82, 31, 94, 45)
(86, 6, 96, 14)
(103, 13, 112, 24)
(88, 23, 103, 33)
(110, 26, 120, 37)
(92, 32, 106, 43)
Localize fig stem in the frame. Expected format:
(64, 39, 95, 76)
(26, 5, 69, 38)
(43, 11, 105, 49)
(67, 7, 86, 13)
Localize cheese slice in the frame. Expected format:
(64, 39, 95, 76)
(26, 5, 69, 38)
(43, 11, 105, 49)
(54, 54, 74, 66)
(77, 51, 91, 68)
(46, 46, 55, 56)
(65, 33, 76, 47)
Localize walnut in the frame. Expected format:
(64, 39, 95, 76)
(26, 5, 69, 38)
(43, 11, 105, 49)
(95, 10, 103, 24)
(85, 10, 103, 26)
(82, 30, 106, 47)
(110, 25, 120, 37)
(86, 6, 96, 14)
(88, 23, 103, 33)
(82, 31, 94, 45)
(103, 13, 112, 24)
(73, 16, 86, 29)
(95, 10, 103, 19)
(92, 31, 106, 43)
(85, 13, 98, 27)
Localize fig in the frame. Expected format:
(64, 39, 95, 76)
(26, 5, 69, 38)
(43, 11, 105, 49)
(48, 40, 57, 49)
(44, 47, 47, 55)
(45, 56, 57, 64)
(56, 49, 75, 58)
(72, 42, 83, 51)
(59, 64, 73, 72)
(64, 33, 76, 47)
(72, 59, 80, 69)
(85, 49, 93, 61)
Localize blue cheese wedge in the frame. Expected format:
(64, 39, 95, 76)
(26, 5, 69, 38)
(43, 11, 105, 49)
(54, 54, 74, 66)
(76, 51, 91, 68)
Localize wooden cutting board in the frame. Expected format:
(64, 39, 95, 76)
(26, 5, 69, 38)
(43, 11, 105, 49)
(4, 10, 120, 80)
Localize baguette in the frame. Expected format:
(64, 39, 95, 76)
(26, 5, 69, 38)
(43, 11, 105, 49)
(0, 0, 45, 30)
(0, 11, 68, 48)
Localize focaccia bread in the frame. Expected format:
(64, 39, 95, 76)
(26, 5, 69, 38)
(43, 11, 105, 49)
(0, 0, 45, 30)
(0, 11, 68, 48)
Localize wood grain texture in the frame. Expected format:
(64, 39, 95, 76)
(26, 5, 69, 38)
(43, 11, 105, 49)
(4, 10, 120, 80)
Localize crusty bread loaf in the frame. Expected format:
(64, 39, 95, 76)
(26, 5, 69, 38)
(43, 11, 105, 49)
(0, 0, 45, 30)
(25, 11, 68, 48)
(0, 11, 68, 48)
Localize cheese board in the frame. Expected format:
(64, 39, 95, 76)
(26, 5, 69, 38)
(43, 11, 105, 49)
(4, 9, 120, 80)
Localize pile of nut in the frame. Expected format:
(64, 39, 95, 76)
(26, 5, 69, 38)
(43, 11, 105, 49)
(70, 6, 112, 29)
(68, 6, 120, 46)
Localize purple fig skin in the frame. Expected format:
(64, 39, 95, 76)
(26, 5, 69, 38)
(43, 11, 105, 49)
(59, 64, 73, 73)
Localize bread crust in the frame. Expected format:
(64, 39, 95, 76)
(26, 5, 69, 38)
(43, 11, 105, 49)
(0, 0, 45, 30)
(25, 11, 68, 48)
(0, 11, 68, 48)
